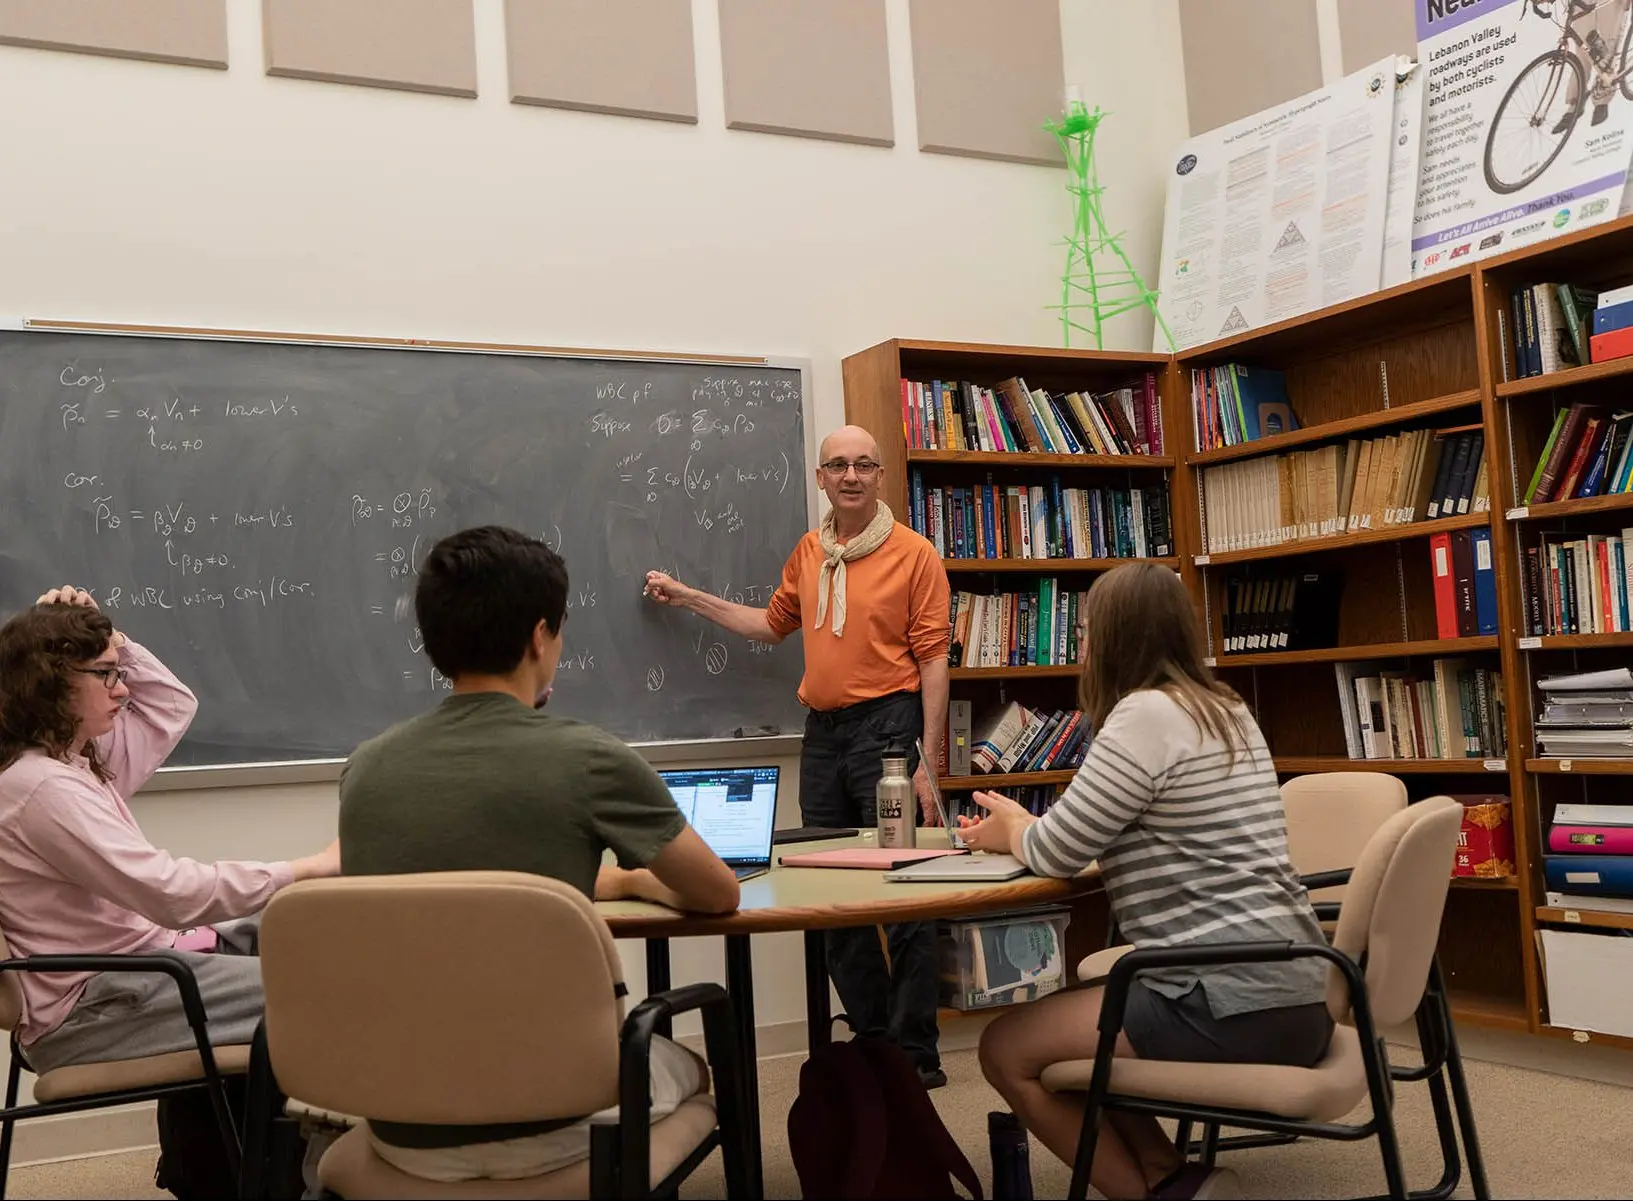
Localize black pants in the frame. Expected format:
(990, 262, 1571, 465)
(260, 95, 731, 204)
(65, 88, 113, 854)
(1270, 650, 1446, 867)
(800, 690, 940, 1072)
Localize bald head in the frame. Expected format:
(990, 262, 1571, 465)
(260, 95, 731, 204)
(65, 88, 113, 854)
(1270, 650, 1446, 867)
(818, 425, 880, 463)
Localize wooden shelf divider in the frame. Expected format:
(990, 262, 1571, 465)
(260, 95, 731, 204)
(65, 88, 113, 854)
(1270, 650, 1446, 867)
(944, 556, 1178, 573)
(1523, 632, 1633, 650)
(1496, 353, 1633, 397)
(1272, 756, 1506, 775)
(1187, 389, 1481, 467)
(939, 770, 1077, 790)
(1506, 492, 1633, 522)
(948, 664, 1080, 680)
(1211, 636, 1497, 669)
(1536, 906, 1633, 930)
(1527, 758, 1633, 775)
(1196, 512, 1488, 567)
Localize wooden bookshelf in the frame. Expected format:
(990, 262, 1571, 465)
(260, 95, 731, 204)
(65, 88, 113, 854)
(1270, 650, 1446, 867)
(1196, 512, 1488, 567)
(1526, 758, 1633, 775)
(938, 770, 1077, 790)
(1494, 353, 1633, 397)
(944, 557, 1178, 574)
(1210, 635, 1497, 669)
(1186, 389, 1481, 467)
(948, 664, 1080, 680)
(1506, 492, 1633, 521)
(1271, 756, 1505, 775)
(851, 224, 1633, 1051)
(909, 449, 1173, 469)
(1536, 906, 1633, 930)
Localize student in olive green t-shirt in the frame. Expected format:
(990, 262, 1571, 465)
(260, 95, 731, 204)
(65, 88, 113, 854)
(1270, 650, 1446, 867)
(338, 526, 740, 1183)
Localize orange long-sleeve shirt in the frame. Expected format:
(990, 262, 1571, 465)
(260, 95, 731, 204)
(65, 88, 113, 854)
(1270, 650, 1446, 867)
(766, 523, 950, 711)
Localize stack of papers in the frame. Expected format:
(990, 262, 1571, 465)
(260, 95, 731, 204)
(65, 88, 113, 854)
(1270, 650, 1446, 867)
(1536, 671, 1633, 757)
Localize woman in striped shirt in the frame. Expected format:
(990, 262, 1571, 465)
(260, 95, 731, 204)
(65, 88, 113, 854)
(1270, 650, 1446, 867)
(960, 562, 1330, 1201)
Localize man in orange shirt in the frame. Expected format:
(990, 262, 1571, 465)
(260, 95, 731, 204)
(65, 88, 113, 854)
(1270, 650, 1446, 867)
(644, 424, 952, 1085)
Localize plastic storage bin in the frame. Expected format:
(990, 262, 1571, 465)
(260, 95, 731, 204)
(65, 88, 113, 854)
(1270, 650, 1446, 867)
(938, 906, 1071, 1012)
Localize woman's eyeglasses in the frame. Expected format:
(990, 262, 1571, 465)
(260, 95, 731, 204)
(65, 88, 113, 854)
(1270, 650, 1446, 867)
(72, 666, 128, 691)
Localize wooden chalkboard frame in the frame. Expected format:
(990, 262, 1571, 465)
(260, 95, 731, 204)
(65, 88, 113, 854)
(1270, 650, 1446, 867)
(16, 318, 821, 790)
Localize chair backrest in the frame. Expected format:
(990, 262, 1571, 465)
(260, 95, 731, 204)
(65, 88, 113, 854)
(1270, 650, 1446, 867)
(259, 871, 626, 1126)
(1325, 796, 1462, 1027)
(0, 922, 24, 1032)
(1281, 772, 1408, 904)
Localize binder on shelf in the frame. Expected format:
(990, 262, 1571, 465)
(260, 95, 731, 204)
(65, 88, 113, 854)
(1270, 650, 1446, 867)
(1450, 529, 1478, 638)
(1430, 532, 1459, 639)
(1471, 528, 1498, 636)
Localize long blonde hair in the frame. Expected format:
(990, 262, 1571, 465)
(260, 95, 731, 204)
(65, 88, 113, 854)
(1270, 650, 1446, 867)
(1078, 562, 1245, 758)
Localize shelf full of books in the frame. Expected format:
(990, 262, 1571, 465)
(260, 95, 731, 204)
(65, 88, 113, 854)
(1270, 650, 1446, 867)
(1333, 658, 1507, 763)
(900, 374, 1163, 456)
(1522, 530, 1633, 636)
(950, 583, 1087, 669)
(1198, 426, 1488, 556)
(1507, 280, 1633, 382)
(909, 475, 1173, 563)
(1518, 403, 1633, 512)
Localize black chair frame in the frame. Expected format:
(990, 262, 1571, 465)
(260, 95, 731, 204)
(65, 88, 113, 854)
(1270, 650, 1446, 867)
(1070, 939, 1417, 1201)
(240, 981, 753, 1201)
(0, 953, 240, 1200)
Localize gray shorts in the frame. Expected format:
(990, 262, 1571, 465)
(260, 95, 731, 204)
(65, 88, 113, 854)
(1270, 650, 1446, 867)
(1124, 980, 1332, 1068)
(23, 917, 265, 1074)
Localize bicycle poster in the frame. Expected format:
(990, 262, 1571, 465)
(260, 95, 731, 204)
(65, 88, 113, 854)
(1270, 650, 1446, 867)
(1152, 58, 1396, 351)
(1413, 0, 1633, 277)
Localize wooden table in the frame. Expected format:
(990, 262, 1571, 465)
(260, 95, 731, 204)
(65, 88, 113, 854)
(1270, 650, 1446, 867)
(596, 831, 1099, 1193)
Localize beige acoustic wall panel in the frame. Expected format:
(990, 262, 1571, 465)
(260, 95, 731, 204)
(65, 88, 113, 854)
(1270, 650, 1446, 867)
(1338, 0, 1416, 75)
(908, 0, 1063, 166)
(1178, 0, 1322, 134)
(718, 0, 893, 147)
(506, 0, 696, 123)
(0, 0, 226, 69)
(263, 0, 477, 98)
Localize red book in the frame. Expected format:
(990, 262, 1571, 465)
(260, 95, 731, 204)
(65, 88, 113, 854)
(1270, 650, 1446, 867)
(1556, 415, 1604, 501)
(1430, 532, 1459, 638)
(1591, 324, 1633, 364)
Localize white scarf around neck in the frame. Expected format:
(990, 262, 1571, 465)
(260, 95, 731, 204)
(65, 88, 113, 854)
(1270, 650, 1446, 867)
(814, 501, 895, 637)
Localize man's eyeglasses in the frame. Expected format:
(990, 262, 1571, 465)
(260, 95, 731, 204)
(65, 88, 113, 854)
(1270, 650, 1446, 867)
(819, 459, 882, 479)
(72, 666, 128, 691)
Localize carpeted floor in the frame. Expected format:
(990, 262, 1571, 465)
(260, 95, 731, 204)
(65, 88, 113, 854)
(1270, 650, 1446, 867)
(8, 1037, 1631, 1199)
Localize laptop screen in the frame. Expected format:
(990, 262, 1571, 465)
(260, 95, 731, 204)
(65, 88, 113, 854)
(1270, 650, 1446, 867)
(659, 765, 779, 864)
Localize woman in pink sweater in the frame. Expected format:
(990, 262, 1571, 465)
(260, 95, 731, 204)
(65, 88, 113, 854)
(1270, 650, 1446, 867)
(0, 586, 338, 1071)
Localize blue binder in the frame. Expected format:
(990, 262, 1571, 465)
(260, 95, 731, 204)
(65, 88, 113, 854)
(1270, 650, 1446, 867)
(1545, 854, 1633, 897)
(1471, 527, 1498, 636)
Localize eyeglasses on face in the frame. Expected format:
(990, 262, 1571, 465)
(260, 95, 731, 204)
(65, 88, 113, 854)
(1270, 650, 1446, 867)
(819, 459, 882, 479)
(72, 665, 128, 691)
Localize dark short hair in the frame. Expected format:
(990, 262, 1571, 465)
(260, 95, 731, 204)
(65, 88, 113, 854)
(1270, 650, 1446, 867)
(415, 526, 568, 678)
(0, 603, 118, 780)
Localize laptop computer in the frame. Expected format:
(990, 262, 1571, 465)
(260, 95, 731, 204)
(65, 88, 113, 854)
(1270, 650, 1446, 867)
(915, 738, 966, 849)
(659, 765, 779, 881)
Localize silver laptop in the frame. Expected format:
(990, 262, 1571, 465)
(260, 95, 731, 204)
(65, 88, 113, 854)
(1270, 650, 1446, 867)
(659, 765, 779, 881)
(915, 738, 966, 849)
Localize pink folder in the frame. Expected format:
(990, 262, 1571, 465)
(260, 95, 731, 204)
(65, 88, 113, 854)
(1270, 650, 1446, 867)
(777, 847, 967, 870)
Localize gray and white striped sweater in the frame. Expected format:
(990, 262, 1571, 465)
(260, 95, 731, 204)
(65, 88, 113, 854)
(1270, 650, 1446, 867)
(1020, 688, 1326, 1017)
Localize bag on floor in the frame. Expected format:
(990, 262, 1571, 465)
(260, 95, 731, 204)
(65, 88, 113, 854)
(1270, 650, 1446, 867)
(787, 1027, 982, 1200)
(154, 1075, 306, 1200)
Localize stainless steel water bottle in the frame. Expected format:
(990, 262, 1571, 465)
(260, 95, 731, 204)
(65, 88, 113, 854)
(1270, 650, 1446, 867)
(876, 744, 915, 849)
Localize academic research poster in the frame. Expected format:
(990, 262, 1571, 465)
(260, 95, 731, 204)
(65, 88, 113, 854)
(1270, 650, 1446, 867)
(1153, 59, 1396, 351)
(1413, 0, 1633, 276)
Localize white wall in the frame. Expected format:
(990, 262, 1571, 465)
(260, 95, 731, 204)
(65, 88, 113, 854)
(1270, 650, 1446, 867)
(0, 0, 1187, 1159)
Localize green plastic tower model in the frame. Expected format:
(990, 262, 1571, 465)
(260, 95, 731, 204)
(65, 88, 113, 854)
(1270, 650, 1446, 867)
(1046, 96, 1174, 352)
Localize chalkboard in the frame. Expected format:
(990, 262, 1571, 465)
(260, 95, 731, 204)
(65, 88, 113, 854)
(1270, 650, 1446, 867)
(0, 326, 811, 767)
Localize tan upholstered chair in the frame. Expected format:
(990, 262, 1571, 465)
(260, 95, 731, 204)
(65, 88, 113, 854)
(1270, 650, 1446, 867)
(0, 923, 246, 1198)
(239, 871, 751, 1200)
(1041, 796, 1465, 1201)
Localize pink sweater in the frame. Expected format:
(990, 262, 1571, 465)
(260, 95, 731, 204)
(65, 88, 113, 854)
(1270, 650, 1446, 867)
(0, 640, 294, 1045)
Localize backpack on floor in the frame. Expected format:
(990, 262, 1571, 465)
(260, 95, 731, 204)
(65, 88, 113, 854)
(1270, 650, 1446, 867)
(154, 1075, 307, 1201)
(787, 1027, 983, 1200)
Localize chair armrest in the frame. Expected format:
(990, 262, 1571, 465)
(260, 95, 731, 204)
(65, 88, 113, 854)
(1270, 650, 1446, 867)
(1300, 869, 1352, 892)
(611, 983, 742, 1197)
(1311, 901, 1341, 922)
(0, 953, 212, 1031)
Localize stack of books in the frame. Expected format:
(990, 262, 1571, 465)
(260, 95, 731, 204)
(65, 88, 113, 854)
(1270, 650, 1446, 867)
(1220, 570, 1342, 653)
(1189, 363, 1298, 451)
(1545, 803, 1633, 914)
(1521, 404, 1633, 506)
(969, 703, 1090, 775)
(1332, 658, 1505, 761)
(950, 584, 1088, 668)
(1534, 668, 1633, 758)
(1200, 427, 1486, 554)
(1524, 529, 1633, 635)
(908, 473, 1172, 561)
(900, 375, 1162, 455)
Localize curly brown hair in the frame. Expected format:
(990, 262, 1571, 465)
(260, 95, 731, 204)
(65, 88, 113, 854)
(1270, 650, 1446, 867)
(0, 604, 117, 782)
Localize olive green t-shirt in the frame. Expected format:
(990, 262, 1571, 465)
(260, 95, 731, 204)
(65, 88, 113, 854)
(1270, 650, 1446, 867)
(338, 690, 686, 1149)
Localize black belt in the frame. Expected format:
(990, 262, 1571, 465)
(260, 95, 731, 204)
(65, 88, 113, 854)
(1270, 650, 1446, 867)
(805, 689, 919, 727)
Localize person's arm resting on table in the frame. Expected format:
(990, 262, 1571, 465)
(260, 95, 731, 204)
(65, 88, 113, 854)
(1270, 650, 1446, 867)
(959, 694, 1164, 875)
(585, 740, 740, 914)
